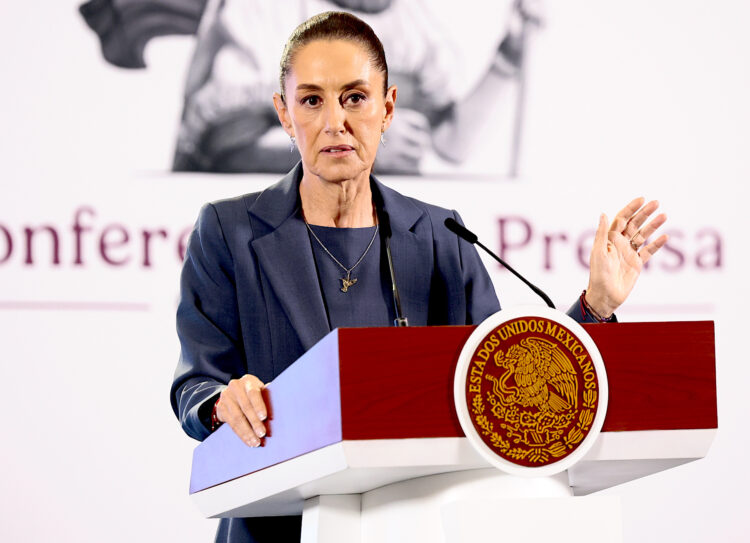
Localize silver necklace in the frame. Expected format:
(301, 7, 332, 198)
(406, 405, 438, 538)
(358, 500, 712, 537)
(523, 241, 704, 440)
(305, 221, 379, 293)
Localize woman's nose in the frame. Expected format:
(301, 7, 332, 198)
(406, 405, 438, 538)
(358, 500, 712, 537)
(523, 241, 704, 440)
(323, 101, 346, 134)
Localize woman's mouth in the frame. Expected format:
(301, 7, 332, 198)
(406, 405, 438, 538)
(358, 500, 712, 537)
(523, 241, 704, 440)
(321, 145, 355, 156)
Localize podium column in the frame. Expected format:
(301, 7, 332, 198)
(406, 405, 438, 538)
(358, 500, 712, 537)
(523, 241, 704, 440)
(301, 494, 362, 543)
(299, 469, 622, 543)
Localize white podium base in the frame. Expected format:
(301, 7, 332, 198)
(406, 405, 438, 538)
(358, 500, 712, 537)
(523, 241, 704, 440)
(300, 469, 622, 543)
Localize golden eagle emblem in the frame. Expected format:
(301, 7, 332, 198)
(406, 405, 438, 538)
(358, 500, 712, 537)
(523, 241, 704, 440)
(489, 337, 578, 413)
(463, 316, 601, 467)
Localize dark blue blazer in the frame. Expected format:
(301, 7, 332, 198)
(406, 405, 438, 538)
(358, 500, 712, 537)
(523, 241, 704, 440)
(171, 163, 507, 440)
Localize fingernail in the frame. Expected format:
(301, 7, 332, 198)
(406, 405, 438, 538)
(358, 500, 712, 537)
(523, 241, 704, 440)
(258, 428, 266, 438)
(259, 412, 267, 421)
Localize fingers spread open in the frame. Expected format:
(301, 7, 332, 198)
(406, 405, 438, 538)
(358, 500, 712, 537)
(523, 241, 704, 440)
(626, 200, 660, 236)
(611, 197, 645, 232)
(639, 234, 669, 264)
(637, 212, 667, 241)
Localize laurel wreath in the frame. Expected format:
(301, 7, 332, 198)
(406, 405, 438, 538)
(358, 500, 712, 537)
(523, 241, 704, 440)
(471, 389, 597, 464)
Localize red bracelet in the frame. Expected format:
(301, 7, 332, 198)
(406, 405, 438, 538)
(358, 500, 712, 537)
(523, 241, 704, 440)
(580, 290, 615, 323)
(210, 396, 223, 432)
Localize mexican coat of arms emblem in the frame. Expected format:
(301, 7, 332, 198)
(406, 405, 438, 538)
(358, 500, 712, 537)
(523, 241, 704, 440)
(455, 307, 608, 475)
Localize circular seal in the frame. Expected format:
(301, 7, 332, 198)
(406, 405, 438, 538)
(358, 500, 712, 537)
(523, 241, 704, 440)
(454, 306, 608, 476)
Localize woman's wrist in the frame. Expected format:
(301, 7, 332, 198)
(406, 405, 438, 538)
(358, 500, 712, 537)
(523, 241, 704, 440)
(580, 289, 616, 322)
(584, 286, 619, 317)
(211, 397, 223, 432)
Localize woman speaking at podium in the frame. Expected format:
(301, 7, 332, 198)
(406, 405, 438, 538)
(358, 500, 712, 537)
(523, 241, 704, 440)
(170, 11, 667, 543)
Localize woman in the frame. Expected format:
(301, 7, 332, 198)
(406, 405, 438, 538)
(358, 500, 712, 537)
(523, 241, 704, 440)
(170, 11, 667, 543)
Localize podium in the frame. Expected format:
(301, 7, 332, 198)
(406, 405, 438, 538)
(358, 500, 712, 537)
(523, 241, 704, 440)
(189, 323, 716, 542)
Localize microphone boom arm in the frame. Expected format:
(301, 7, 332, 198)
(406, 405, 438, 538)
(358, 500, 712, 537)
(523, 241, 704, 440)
(444, 217, 555, 309)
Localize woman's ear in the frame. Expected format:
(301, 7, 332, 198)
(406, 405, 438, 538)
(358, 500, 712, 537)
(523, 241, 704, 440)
(382, 85, 397, 131)
(273, 92, 294, 137)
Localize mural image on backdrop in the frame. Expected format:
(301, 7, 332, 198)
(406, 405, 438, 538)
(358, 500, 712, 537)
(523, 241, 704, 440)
(80, 0, 542, 177)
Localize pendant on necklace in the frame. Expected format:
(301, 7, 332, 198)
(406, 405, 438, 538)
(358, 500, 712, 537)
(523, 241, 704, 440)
(340, 273, 358, 293)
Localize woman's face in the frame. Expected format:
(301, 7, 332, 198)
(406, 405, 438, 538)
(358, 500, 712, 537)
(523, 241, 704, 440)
(274, 39, 396, 185)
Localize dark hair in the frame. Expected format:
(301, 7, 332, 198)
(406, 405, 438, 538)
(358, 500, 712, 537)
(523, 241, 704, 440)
(279, 11, 389, 101)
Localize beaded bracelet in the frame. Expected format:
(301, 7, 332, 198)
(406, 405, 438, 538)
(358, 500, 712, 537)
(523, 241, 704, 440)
(210, 397, 223, 432)
(579, 290, 615, 323)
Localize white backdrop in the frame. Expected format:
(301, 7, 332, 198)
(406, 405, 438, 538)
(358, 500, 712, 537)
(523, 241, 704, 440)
(1, 1, 748, 541)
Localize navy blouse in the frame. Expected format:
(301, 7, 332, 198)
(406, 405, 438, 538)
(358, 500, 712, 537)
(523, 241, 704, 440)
(307, 224, 393, 329)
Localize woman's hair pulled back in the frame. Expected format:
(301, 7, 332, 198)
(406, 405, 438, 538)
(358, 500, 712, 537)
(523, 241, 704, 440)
(279, 11, 388, 100)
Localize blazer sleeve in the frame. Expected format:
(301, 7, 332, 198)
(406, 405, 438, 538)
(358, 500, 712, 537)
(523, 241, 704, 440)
(170, 203, 248, 441)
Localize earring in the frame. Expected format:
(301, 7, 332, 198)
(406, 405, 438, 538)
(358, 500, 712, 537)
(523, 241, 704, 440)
(289, 136, 296, 153)
(380, 132, 386, 146)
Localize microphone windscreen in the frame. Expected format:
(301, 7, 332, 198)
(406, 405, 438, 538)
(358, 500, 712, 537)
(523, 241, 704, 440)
(444, 217, 478, 244)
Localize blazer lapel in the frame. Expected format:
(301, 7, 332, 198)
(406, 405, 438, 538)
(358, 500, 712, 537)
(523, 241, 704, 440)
(247, 164, 330, 352)
(252, 217, 331, 351)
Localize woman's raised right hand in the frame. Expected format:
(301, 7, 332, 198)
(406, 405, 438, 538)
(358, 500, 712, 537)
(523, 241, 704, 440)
(216, 374, 267, 447)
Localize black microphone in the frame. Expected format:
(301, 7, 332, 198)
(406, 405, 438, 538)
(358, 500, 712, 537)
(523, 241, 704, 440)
(444, 217, 556, 309)
(376, 204, 409, 326)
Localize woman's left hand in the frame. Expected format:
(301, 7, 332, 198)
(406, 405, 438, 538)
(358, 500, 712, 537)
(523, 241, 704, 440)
(585, 197, 668, 318)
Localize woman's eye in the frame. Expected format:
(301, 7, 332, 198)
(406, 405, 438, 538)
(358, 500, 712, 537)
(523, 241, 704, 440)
(301, 96, 321, 107)
(345, 93, 366, 105)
